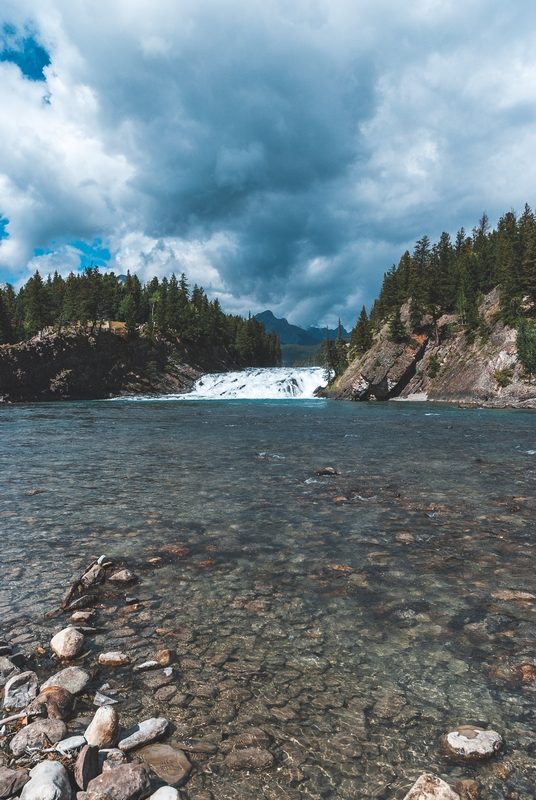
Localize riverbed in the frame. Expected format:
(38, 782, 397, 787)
(1, 395, 536, 799)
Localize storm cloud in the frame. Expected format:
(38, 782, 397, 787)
(1, 0, 536, 326)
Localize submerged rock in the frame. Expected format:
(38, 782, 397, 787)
(225, 747, 274, 771)
(10, 719, 67, 756)
(20, 761, 71, 800)
(444, 726, 503, 760)
(109, 569, 137, 584)
(50, 628, 84, 659)
(138, 743, 192, 786)
(403, 774, 460, 800)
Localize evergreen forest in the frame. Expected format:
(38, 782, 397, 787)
(343, 204, 536, 378)
(0, 268, 281, 368)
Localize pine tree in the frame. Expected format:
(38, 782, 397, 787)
(350, 306, 373, 357)
(516, 319, 536, 379)
(388, 308, 407, 344)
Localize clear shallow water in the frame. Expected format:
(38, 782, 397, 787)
(1, 397, 536, 799)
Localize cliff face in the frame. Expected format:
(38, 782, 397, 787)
(0, 329, 236, 403)
(322, 289, 536, 409)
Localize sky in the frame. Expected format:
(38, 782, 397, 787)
(1, 1, 536, 328)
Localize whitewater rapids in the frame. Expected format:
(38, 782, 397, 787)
(184, 367, 327, 399)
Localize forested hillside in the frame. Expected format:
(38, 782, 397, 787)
(0, 268, 281, 368)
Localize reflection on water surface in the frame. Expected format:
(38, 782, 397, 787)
(1, 399, 536, 799)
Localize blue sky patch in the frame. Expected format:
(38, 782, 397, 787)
(70, 239, 112, 271)
(0, 24, 50, 81)
(0, 216, 8, 240)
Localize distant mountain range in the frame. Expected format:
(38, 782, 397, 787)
(254, 310, 349, 346)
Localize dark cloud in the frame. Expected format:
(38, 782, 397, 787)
(1, 0, 536, 326)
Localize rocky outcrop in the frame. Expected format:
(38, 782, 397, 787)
(0, 328, 238, 403)
(322, 290, 536, 408)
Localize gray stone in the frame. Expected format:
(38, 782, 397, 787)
(133, 661, 159, 672)
(74, 745, 100, 790)
(118, 717, 169, 752)
(85, 763, 151, 800)
(41, 666, 90, 695)
(50, 627, 85, 659)
(403, 774, 460, 800)
(11, 719, 67, 756)
(99, 748, 127, 771)
(57, 734, 87, 753)
(138, 744, 191, 786)
(0, 656, 19, 687)
(3, 670, 38, 709)
(85, 705, 119, 748)
(66, 594, 98, 612)
(80, 564, 105, 588)
(98, 652, 130, 667)
(225, 747, 274, 771)
(20, 760, 71, 800)
(445, 726, 503, 760)
(0, 767, 29, 799)
(94, 692, 119, 706)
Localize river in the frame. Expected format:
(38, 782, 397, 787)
(1, 369, 535, 798)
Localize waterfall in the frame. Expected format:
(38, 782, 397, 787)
(184, 367, 327, 399)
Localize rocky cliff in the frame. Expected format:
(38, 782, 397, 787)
(0, 328, 236, 403)
(320, 289, 536, 409)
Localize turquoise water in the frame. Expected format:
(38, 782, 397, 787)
(1, 398, 536, 798)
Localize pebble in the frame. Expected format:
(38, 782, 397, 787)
(83, 763, 150, 800)
(109, 569, 137, 584)
(41, 666, 90, 695)
(69, 610, 95, 624)
(150, 789, 179, 800)
(84, 705, 119, 748)
(94, 691, 119, 706)
(3, 670, 38, 709)
(156, 649, 174, 666)
(225, 746, 274, 771)
(0, 657, 20, 688)
(99, 748, 127, 771)
(133, 660, 159, 672)
(118, 717, 169, 751)
(142, 668, 174, 689)
(27, 686, 75, 719)
(57, 734, 87, 754)
(139, 743, 192, 786)
(74, 744, 100, 790)
(445, 726, 503, 760)
(403, 774, 460, 800)
(66, 594, 98, 612)
(50, 628, 85, 659)
(0, 766, 29, 798)
(20, 761, 71, 800)
(10, 719, 67, 757)
(98, 652, 130, 667)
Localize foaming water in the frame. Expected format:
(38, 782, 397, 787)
(2, 399, 536, 799)
(185, 367, 326, 399)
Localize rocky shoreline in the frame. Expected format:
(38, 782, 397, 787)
(0, 329, 238, 404)
(0, 556, 507, 800)
(319, 290, 536, 410)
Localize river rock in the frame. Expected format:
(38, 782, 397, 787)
(99, 748, 127, 771)
(133, 661, 159, 672)
(11, 718, 67, 756)
(75, 745, 100, 790)
(66, 594, 98, 612)
(27, 686, 75, 719)
(150, 789, 179, 800)
(0, 656, 20, 687)
(141, 669, 173, 689)
(85, 705, 119, 748)
(84, 763, 151, 800)
(20, 761, 71, 800)
(225, 747, 274, 771)
(57, 734, 87, 753)
(0, 767, 29, 798)
(138, 744, 191, 786)
(118, 717, 169, 752)
(454, 780, 481, 800)
(444, 726, 503, 760)
(80, 564, 105, 588)
(3, 670, 38, 709)
(94, 691, 119, 706)
(403, 774, 460, 800)
(98, 652, 130, 667)
(155, 650, 173, 666)
(41, 666, 90, 695)
(50, 627, 85, 659)
(70, 610, 95, 623)
(109, 569, 137, 584)
(0, 642, 12, 657)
